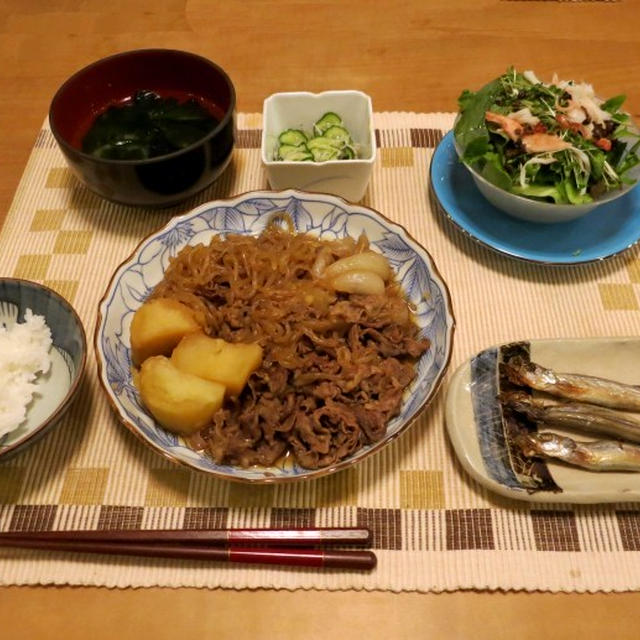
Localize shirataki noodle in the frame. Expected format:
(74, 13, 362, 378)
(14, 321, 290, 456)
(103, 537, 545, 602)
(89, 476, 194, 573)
(151, 223, 430, 469)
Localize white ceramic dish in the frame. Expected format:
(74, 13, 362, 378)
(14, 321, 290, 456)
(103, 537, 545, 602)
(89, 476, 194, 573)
(461, 161, 601, 223)
(452, 119, 640, 224)
(96, 189, 455, 483)
(261, 91, 376, 202)
(0, 278, 87, 460)
(446, 337, 640, 503)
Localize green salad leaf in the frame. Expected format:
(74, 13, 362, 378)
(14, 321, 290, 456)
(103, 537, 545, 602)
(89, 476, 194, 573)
(454, 68, 640, 205)
(454, 79, 501, 163)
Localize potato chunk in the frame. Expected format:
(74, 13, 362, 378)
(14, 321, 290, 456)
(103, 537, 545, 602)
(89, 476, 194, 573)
(130, 298, 201, 366)
(171, 333, 263, 396)
(137, 355, 225, 436)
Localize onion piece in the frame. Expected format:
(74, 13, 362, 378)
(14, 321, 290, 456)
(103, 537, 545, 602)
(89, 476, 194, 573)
(330, 271, 386, 295)
(311, 247, 334, 278)
(328, 236, 357, 258)
(323, 251, 391, 282)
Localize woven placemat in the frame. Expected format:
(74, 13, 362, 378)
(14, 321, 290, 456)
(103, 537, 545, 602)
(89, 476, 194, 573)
(1, 112, 640, 592)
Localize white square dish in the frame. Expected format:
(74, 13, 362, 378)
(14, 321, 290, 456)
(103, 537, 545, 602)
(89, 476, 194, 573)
(261, 90, 376, 202)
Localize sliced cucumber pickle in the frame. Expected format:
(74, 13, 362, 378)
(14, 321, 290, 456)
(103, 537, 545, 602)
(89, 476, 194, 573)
(278, 129, 308, 147)
(306, 137, 342, 150)
(309, 148, 340, 162)
(341, 146, 356, 159)
(322, 125, 351, 144)
(313, 112, 344, 135)
(278, 144, 313, 161)
(274, 112, 358, 163)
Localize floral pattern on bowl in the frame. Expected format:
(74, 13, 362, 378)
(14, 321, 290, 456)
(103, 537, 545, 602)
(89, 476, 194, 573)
(95, 189, 455, 482)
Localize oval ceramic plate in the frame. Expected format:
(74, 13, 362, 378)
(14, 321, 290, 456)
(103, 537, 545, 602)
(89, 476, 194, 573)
(0, 278, 87, 459)
(430, 131, 640, 265)
(96, 189, 455, 483)
(446, 337, 640, 503)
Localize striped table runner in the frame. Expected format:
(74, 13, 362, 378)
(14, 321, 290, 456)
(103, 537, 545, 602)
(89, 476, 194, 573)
(1, 112, 640, 592)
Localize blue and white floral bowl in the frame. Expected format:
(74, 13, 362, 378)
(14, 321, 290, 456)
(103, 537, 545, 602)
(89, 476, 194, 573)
(95, 189, 455, 483)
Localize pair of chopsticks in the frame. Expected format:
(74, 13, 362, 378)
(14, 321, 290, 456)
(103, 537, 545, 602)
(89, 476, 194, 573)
(0, 527, 376, 570)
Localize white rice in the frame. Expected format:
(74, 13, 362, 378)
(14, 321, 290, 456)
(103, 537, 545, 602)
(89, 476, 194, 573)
(0, 309, 53, 438)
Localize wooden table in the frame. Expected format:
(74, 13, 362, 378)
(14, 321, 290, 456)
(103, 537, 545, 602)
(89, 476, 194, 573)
(1, 1, 639, 638)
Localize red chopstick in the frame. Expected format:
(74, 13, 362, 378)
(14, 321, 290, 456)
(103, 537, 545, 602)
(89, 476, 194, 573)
(0, 527, 376, 571)
(0, 538, 376, 570)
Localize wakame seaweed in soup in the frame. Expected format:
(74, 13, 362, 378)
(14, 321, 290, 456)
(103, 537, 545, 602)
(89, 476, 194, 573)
(82, 90, 219, 160)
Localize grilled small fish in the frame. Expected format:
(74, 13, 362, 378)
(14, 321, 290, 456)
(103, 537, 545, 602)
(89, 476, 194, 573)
(503, 357, 640, 411)
(503, 391, 640, 444)
(517, 431, 640, 472)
